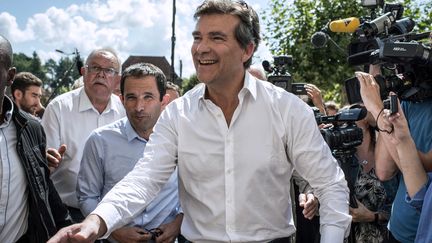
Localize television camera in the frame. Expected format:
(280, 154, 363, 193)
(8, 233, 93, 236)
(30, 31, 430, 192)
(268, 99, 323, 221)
(315, 107, 367, 208)
(344, 0, 432, 103)
(262, 56, 307, 95)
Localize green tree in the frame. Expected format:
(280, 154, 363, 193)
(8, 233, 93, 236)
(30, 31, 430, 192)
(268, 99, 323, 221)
(30, 51, 46, 80)
(12, 52, 81, 105)
(13, 52, 46, 81)
(181, 74, 200, 94)
(45, 56, 80, 103)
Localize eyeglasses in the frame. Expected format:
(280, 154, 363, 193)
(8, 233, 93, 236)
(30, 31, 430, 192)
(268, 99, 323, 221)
(85, 65, 119, 77)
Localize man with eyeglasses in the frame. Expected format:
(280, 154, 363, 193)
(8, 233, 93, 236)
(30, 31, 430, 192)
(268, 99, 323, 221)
(41, 48, 126, 222)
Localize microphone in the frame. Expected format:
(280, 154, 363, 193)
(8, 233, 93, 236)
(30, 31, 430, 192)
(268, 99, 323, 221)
(311, 31, 328, 48)
(262, 60, 273, 73)
(329, 17, 361, 33)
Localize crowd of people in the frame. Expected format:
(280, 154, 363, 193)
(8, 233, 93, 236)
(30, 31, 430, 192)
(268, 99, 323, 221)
(1, 0, 431, 243)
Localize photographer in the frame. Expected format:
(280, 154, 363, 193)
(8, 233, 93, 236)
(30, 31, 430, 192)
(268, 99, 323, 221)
(356, 69, 432, 243)
(348, 103, 397, 243)
(385, 97, 431, 242)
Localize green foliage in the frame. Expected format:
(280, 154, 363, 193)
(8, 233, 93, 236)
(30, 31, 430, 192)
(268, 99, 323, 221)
(262, 0, 429, 105)
(49, 57, 80, 91)
(181, 74, 200, 94)
(12, 52, 80, 106)
(403, 0, 432, 33)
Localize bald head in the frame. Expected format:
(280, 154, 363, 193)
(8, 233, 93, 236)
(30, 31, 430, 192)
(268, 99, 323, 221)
(1, 35, 16, 116)
(0, 35, 13, 69)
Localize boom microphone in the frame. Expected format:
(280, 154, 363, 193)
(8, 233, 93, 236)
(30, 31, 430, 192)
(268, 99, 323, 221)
(329, 17, 361, 33)
(311, 31, 328, 48)
(262, 60, 273, 73)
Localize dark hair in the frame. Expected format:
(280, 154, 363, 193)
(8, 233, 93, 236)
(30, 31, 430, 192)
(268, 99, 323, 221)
(194, 0, 261, 68)
(166, 81, 180, 93)
(86, 48, 122, 73)
(0, 34, 13, 68)
(120, 63, 167, 101)
(11, 72, 43, 99)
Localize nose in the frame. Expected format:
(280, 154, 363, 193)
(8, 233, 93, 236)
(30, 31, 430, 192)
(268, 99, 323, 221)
(135, 98, 146, 112)
(194, 39, 210, 54)
(96, 69, 107, 78)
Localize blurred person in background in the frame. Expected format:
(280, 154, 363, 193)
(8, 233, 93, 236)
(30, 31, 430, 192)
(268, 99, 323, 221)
(10, 71, 43, 118)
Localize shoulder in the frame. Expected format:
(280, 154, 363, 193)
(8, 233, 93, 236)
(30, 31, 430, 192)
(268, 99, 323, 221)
(255, 79, 311, 113)
(45, 88, 81, 111)
(90, 118, 125, 138)
(165, 83, 204, 113)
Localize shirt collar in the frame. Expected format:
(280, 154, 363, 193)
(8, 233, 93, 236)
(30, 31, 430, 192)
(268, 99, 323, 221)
(197, 71, 258, 103)
(125, 118, 147, 143)
(1, 96, 14, 127)
(78, 87, 116, 113)
(241, 71, 258, 100)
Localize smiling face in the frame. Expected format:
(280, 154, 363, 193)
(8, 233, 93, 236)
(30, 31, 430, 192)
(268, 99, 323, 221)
(82, 51, 120, 103)
(121, 76, 167, 140)
(191, 14, 253, 87)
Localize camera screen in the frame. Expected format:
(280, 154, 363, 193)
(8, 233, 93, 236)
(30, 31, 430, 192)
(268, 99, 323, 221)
(291, 83, 307, 95)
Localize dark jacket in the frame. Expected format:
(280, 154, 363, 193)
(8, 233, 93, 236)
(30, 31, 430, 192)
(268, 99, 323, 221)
(6, 100, 73, 242)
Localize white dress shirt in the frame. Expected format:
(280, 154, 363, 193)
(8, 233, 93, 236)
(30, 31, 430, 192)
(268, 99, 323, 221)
(93, 73, 351, 242)
(41, 87, 125, 208)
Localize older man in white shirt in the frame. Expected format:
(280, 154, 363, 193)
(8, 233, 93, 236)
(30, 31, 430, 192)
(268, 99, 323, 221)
(41, 48, 125, 222)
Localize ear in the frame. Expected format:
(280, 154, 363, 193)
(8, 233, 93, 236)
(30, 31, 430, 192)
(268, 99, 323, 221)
(13, 89, 23, 100)
(81, 66, 86, 76)
(6, 67, 16, 87)
(120, 94, 125, 104)
(242, 42, 255, 64)
(161, 94, 170, 110)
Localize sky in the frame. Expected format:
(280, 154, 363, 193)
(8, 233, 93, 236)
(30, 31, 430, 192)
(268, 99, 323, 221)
(0, 0, 273, 78)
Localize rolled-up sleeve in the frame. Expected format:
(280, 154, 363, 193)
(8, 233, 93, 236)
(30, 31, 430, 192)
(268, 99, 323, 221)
(285, 99, 351, 242)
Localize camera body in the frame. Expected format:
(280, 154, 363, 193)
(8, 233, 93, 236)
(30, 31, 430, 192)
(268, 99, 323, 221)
(315, 107, 365, 151)
(262, 56, 307, 95)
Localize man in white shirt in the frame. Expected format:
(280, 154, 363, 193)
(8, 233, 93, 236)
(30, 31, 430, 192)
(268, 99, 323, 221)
(48, 1, 350, 242)
(41, 48, 125, 222)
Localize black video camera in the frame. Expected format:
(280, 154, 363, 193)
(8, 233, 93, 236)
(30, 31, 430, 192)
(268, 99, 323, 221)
(316, 107, 366, 151)
(262, 56, 307, 95)
(347, 0, 416, 67)
(345, 41, 432, 103)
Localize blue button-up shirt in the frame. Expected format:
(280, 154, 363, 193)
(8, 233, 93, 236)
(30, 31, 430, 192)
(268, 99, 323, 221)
(406, 173, 432, 243)
(77, 117, 180, 229)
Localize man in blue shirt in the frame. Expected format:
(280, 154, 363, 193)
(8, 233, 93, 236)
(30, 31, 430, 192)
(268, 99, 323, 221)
(77, 63, 182, 242)
(382, 96, 432, 243)
(356, 70, 432, 243)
